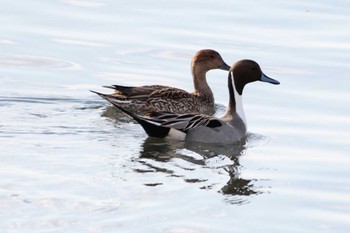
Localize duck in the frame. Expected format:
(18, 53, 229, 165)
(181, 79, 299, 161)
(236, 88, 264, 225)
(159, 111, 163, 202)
(92, 49, 230, 115)
(96, 59, 280, 144)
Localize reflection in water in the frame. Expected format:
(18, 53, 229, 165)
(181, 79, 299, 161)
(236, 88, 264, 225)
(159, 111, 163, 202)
(101, 106, 134, 123)
(136, 136, 263, 201)
(221, 168, 259, 196)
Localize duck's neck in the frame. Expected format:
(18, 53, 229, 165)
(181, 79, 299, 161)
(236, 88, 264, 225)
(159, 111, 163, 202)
(192, 67, 213, 101)
(224, 71, 246, 126)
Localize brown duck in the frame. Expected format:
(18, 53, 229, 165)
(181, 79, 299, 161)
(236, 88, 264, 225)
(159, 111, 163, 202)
(92, 49, 230, 115)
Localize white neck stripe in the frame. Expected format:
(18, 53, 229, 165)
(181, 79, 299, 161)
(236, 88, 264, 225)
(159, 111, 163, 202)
(231, 71, 246, 126)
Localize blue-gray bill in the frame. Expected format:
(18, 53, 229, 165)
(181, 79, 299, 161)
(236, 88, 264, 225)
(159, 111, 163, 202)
(260, 73, 280, 85)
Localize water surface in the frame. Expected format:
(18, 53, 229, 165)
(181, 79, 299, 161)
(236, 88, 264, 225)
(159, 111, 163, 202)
(1, 0, 350, 232)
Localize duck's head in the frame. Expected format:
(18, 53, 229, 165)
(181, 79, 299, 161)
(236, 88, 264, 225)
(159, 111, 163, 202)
(230, 59, 280, 95)
(191, 49, 230, 73)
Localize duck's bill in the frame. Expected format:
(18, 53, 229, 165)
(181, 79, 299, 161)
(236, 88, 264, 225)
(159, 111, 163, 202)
(260, 73, 280, 85)
(219, 62, 231, 71)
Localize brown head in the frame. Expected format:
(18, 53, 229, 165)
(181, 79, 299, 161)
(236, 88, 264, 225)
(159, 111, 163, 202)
(191, 49, 230, 75)
(230, 59, 280, 95)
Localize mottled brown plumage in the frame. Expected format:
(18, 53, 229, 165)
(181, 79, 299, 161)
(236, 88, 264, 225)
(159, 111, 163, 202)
(93, 49, 230, 115)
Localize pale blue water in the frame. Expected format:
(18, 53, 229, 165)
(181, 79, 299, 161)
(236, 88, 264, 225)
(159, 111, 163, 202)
(1, 0, 350, 232)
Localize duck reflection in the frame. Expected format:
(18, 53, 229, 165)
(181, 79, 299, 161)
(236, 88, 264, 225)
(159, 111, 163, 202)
(136, 135, 261, 198)
(221, 166, 259, 196)
(101, 105, 133, 123)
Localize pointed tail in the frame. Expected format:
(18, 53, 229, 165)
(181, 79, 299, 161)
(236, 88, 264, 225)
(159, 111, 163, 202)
(91, 90, 170, 138)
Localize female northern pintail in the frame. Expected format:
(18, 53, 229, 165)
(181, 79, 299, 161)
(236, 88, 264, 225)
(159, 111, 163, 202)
(99, 59, 280, 144)
(92, 49, 230, 115)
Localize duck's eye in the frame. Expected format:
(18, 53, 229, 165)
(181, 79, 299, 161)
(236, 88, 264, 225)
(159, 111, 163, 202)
(210, 55, 215, 59)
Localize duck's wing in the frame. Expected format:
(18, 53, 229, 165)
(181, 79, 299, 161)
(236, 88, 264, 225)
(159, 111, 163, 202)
(149, 87, 194, 100)
(145, 111, 222, 132)
(126, 108, 222, 138)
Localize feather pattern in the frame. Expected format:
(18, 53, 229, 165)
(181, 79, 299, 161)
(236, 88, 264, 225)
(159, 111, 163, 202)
(92, 49, 230, 115)
(146, 112, 222, 132)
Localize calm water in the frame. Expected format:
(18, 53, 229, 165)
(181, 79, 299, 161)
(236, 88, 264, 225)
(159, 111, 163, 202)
(1, 0, 350, 232)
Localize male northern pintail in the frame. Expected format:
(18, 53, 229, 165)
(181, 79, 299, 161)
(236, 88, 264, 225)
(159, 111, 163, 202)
(92, 49, 230, 115)
(98, 59, 280, 144)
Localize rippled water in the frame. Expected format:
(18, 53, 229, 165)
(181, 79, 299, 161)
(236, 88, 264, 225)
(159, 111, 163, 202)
(1, 0, 350, 232)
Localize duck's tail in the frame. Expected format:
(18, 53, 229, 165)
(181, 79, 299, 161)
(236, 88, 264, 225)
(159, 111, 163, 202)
(90, 90, 133, 105)
(90, 90, 170, 138)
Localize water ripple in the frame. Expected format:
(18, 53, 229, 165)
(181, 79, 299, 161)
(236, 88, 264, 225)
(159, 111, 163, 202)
(59, 0, 106, 8)
(0, 96, 102, 105)
(0, 55, 81, 70)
